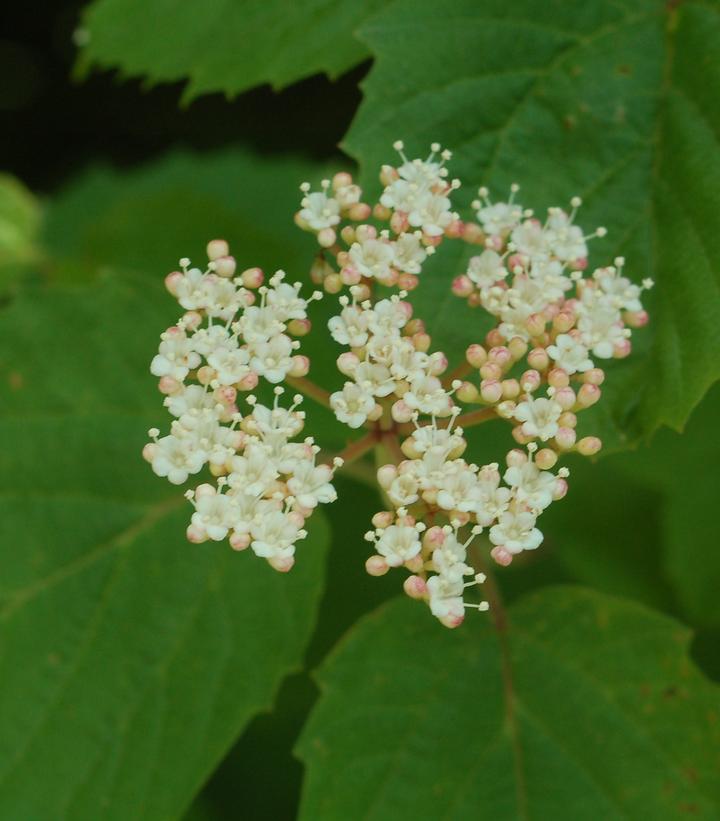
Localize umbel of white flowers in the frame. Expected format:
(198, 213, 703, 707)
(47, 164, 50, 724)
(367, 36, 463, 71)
(144, 141, 652, 627)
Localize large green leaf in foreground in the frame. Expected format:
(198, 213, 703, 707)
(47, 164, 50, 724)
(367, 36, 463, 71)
(78, 0, 384, 100)
(298, 588, 720, 820)
(0, 273, 329, 819)
(346, 0, 720, 443)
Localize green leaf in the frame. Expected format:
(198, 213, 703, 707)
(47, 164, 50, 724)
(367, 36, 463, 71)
(78, 0, 385, 101)
(0, 272, 329, 819)
(345, 0, 720, 444)
(0, 173, 41, 293)
(298, 587, 720, 820)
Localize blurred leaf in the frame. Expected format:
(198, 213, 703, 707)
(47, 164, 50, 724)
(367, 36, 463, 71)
(345, 0, 720, 447)
(79, 0, 385, 101)
(0, 272, 329, 819)
(0, 172, 41, 292)
(298, 588, 720, 820)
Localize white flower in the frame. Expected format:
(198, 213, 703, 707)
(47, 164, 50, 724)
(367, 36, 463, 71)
(474, 465, 511, 526)
(330, 382, 375, 429)
(595, 269, 644, 312)
(367, 298, 408, 336)
(577, 303, 625, 358)
(380, 178, 416, 212)
(175, 268, 207, 310)
(392, 232, 428, 274)
(513, 396, 563, 441)
(238, 306, 285, 344)
(503, 461, 556, 512)
(227, 444, 279, 496)
(545, 208, 587, 261)
(353, 361, 395, 398)
(150, 435, 205, 484)
(404, 375, 453, 416)
(375, 524, 421, 567)
(510, 220, 548, 258)
(387, 473, 420, 507)
(546, 334, 593, 374)
(348, 238, 395, 281)
(426, 574, 465, 622)
(189, 324, 234, 357)
(151, 330, 200, 381)
(266, 280, 311, 321)
(207, 346, 251, 385)
(467, 250, 507, 290)
(251, 401, 304, 439)
(489, 510, 543, 553)
(249, 334, 294, 383)
(299, 190, 340, 231)
(287, 462, 337, 509)
(191, 493, 234, 541)
(328, 306, 369, 347)
(165, 385, 217, 418)
(250, 510, 305, 559)
(202, 276, 246, 320)
(476, 201, 522, 236)
(408, 191, 455, 237)
(436, 466, 481, 512)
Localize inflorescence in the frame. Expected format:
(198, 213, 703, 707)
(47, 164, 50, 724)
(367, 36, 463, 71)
(145, 141, 652, 626)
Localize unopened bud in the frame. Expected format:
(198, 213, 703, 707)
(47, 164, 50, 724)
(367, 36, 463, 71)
(554, 386, 576, 410)
(527, 347, 550, 370)
(206, 239, 229, 260)
(317, 227, 336, 248)
(214, 256, 236, 278)
(466, 344, 487, 368)
(391, 399, 415, 423)
(576, 436, 602, 456)
(554, 427, 577, 450)
(547, 367, 570, 388)
(377, 464, 398, 488)
(480, 379, 503, 404)
(577, 383, 601, 408)
(491, 546, 513, 566)
(241, 267, 264, 289)
(501, 378, 520, 399)
(403, 575, 428, 599)
(535, 448, 558, 469)
(457, 381, 479, 403)
(452, 275, 474, 297)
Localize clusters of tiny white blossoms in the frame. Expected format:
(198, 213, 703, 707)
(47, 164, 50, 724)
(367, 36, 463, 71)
(146, 142, 653, 628)
(143, 240, 339, 570)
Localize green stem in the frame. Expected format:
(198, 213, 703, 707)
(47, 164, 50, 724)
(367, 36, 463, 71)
(286, 375, 332, 409)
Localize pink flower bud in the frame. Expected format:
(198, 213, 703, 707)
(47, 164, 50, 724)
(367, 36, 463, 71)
(398, 273, 419, 291)
(507, 253, 526, 271)
(287, 318, 312, 337)
(485, 328, 505, 348)
(337, 352, 359, 376)
(165, 271, 183, 295)
(489, 346, 512, 368)
(512, 425, 533, 445)
(142, 443, 156, 463)
(241, 267, 264, 289)
(380, 164, 398, 186)
(501, 378, 520, 399)
(403, 575, 428, 599)
(547, 367, 570, 388)
(206, 239, 229, 260)
(480, 379, 503, 404)
(535, 448, 558, 469)
(186, 524, 207, 544)
(392, 399, 415, 423)
(583, 368, 605, 385)
(439, 613, 465, 629)
(554, 386, 576, 410)
(215, 385, 237, 405)
(506, 448, 527, 467)
(405, 555, 424, 573)
(182, 311, 203, 331)
(318, 227, 336, 248)
(214, 256, 236, 278)
(423, 526, 446, 550)
(624, 310, 649, 328)
(372, 511, 394, 529)
(552, 478, 569, 500)
(457, 381, 479, 402)
(404, 318, 425, 336)
(613, 338, 632, 358)
(340, 266, 362, 286)
(507, 336, 529, 361)
(480, 362, 502, 381)
(196, 365, 214, 385)
(227, 532, 250, 552)
(466, 344, 487, 368)
(377, 464, 398, 489)
(340, 225, 356, 245)
(355, 224, 377, 243)
(366, 555, 389, 576)
(554, 427, 577, 450)
(413, 332, 432, 353)
(558, 411, 577, 428)
(350, 203, 372, 221)
(236, 371, 259, 391)
(491, 546, 513, 566)
(269, 555, 295, 573)
(324, 273, 343, 294)
(520, 369, 541, 393)
(577, 436, 602, 456)
(527, 347, 550, 370)
(158, 375, 181, 395)
(525, 313, 547, 337)
(289, 356, 310, 378)
(332, 171, 353, 189)
(463, 222, 484, 244)
(452, 274, 474, 297)
(577, 383, 601, 408)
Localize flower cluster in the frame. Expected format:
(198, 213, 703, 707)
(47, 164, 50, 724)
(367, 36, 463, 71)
(145, 142, 652, 629)
(143, 241, 337, 569)
(297, 142, 459, 294)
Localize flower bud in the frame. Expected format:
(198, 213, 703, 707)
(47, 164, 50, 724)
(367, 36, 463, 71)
(206, 239, 229, 260)
(398, 273, 419, 291)
(583, 368, 605, 386)
(558, 411, 577, 428)
(463, 222, 484, 244)
(214, 256, 236, 278)
(552, 478, 569, 500)
(554, 427, 577, 450)
(457, 381, 479, 403)
(480, 379, 503, 404)
(288, 318, 311, 336)
(576, 383, 601, 408)
(158, 375, 182, 395)
(466, 344, 487, 368)
(577, 436, 602, 456)
(186, 524, 208, 544)
(480, 362, 502, 381)
(547, 367, 570, 388)
(318, 227, 336, 248)
(506, 448, 527, 467)
(491, 546, 513, 566)
(413, 332, 432, 353)
(165, 271, 183, 295)
(501, 378, 520, 399)
(520, 369, 541, 393)
(365, 555, 390, 576)
(229, 532, 251, 551)
(452, 275, 474, 297)
(525, 313, 547, 337)
(403, 575, 428, 599)
(241, 267, 264, 289)
(269, 555, 295, 573)
(372, 511, 395, 529)
(391, 399, 415, 423)
(554, 386, 576, 410)
(349, 203, 372, 221)
(377, 464, 398, 488)
(289, 355, 310, 378)
(507, 336, 528, 361)
(324, 273, 343, 294)
(527, 347, 549, 370)
(535, 448, 558, 470)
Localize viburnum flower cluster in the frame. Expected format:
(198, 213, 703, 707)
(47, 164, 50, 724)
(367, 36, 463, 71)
(145, 142, 652, 627)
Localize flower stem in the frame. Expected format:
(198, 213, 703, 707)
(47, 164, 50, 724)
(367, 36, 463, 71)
(331, 431, 378, 467)
(443, 359, 473, 388)
(454, 407, 497, 429)
(286, 375, 332, 409)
